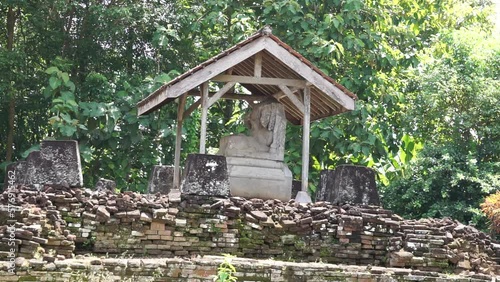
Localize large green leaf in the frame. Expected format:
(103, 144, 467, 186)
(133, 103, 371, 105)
(49, 76, 61, 89)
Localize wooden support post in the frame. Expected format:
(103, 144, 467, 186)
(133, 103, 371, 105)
(301, 86, 311, 193)
(254, 53, 262, 77)
(199, 82, 209, 154)
(173, 94, 187, 189)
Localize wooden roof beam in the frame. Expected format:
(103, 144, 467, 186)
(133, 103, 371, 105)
(212, 74, 307, 88)
(208, 82, 237, 107)
(137, 36, 267, 116)
(187, 90, 267, 102)
(278, 85, 304, 115)
(183, 99, 201, 121)
(272, 86, 299, 101)
(262, 37, 355, 111)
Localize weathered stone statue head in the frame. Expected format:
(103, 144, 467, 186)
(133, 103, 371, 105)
(218, 100, 286, 161)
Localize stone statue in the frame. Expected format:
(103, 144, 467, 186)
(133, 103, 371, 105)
(217, 99, 292, 201)
(218, 100, 286, 161)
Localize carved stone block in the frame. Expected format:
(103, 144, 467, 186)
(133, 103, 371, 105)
(181, 154, 230, 197)
(148, 165, 174, 195)
(3, 140, 83, 189)
(316, 165, 380, 206)
(4, 161, 29, 190)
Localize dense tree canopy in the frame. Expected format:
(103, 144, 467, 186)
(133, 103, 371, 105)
(383, 28, 500, 228)
(1, 0, 499, 230)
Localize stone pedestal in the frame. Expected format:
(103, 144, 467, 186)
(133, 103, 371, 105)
(3, 140, 83, 190)
(216, 101, 291, 201)
(316, 165, 380, 206)
(148, 165, 174, 195)
(181, 154, 230, 197)
(226, 157, 292, 201)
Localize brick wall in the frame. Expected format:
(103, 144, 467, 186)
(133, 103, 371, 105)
(0, 256, 496, 281)
(0, 184, 499, 279)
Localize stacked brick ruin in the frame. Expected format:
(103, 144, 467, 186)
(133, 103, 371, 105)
(1, 184, 499, 280)
(2, 256, 498, 282)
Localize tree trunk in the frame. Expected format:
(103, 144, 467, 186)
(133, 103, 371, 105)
(5, 6, 17, 162)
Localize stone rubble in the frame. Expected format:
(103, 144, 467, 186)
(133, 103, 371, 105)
(0, 184, 499, 278)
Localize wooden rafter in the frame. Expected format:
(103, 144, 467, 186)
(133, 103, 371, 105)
(188, 91, 266, 102)
(208, 82, 237, 108)
(183, 99, 201, 121)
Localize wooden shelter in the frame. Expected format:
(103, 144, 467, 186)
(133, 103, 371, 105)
(137, 27, 357, 200)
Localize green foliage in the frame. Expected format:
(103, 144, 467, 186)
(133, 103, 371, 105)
(65, 71, 181, 191)
(382, 144, 500, 229)
(404, 29, 500, 160)
(216, 254, 238, 282)
(0, 0, 196, 190)
(45, 66, 85, 137)
(382, 28, 500, 229)
(1, 0, 498, 233)
(259, 0, 493, 192)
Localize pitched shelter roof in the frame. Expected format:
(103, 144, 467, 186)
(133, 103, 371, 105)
(137, 27, 357, 125)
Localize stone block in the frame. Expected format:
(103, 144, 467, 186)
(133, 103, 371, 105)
(151, 221, 165, 231)
(316, 165, 380, 206)
(3, 140, 83, 189)
(339, 215, 363, 231)
(181, 154, 230, 197)
(148, 165, 175, 195)
(95, 206, 110, 223)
